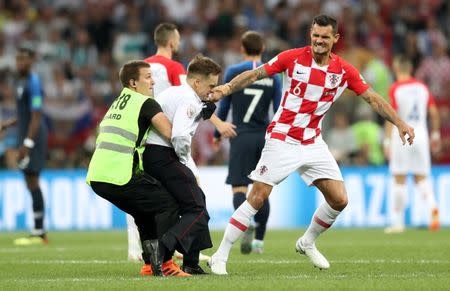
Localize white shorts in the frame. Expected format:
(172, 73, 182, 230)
(249, 137, 343, 186)
(389, 128, 430, 175)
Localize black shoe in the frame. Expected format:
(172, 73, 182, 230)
(181, 264, 209, 275)
(142, 240, 165, 276)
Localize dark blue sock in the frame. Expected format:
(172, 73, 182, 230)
(254, 199, 270, 240)
(31, 188, 45, 231)
(233, 192, 247, 210)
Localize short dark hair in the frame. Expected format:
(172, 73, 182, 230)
(312, 14, 338, 34)
(187, 54, 222, 78)
(393, 54, 413, 72)
(119, 60, 150, 87)
(241, 31, 264, 56)
(154, 23, 177, 47)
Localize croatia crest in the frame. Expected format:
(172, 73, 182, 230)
(326, 73, 342, 88)
(259, 165, 268, 175)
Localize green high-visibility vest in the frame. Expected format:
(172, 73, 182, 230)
(86, 87, 151, 185)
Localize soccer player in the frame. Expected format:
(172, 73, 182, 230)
(126, 22, 235, 262)
(383, 55, 441, 233)
(213, 31, 281, 254)
(12, 46, 49, 246)
(142, 55, 222, 275)
(207, 14, 415, 275)
(87, 60, 190, 277)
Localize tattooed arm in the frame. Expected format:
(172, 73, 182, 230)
(208, 66, 269, 102)
(360, 88, 415, 145)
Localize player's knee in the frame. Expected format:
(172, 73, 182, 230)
(248, 183, 271, 210)
(331, 195, 348, 211)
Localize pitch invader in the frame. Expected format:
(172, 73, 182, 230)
(126, 23, 236, 264)
(384, 55, 441, 233)
(213, 31, 281, 255)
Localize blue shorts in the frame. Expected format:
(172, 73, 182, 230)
(226, 131, 265, 186)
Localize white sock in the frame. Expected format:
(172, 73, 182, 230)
(392, 183, 407, 227)
(214, 200, 258, 260)
(126, 214, 142, 256)
(416, 179, 437, 210)
(302, 202, 340, 246)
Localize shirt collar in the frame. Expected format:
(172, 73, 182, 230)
(184, 83, 202, 103)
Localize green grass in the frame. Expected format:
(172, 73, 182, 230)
(0, 229, 449, 290)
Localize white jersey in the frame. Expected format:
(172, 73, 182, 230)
(388, 78, 434, 175)
(146, 84, 203, 166)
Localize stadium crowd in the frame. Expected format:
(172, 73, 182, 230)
(0, 0, 449, 168)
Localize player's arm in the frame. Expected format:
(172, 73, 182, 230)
(213, 95, 232, 141)
(428, 103, 441, 153)
(0, 118, 17, 132)
(360, 88, 414, 145)
(383, 121, 393, 159)
(151, 113, 172, 141)
(209, 66, 269, 102)
(209, 114, 237, 138)
(272, 74, 282, 111)
(20, 75, 43, 159)
(142, 98, 172, 141)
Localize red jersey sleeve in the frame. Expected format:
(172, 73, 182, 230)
(263, 49, 297, 77)
(170, 62, 187, 86)
(388, 83, 398, 110)
(342, 60, 370, 95)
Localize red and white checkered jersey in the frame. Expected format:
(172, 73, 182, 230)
(144, 55, 186, 96)
(263, 46, 369, 144)
(389, 78, 434, 130)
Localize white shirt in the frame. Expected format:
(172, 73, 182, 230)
(389, 78, 433, 132)
(146, 84, 203, 164)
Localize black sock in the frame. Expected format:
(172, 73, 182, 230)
(183, 250, 199, 267)
(31, 188, 45, 232)
(254, 199, 270, 240)
(233, 192, 247, 210)
(164, 249, 174, 262)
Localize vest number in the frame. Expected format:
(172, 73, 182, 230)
(111, 93, 131, 110)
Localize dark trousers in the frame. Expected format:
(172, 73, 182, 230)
(91, 173, 179, 242)
(143, 145, 212, 253)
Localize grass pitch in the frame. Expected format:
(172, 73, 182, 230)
(0, 229, 449, 290)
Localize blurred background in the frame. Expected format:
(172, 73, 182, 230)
(0, 0, 450, 230)
(0, 0, 449, 231)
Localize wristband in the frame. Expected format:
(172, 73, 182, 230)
(383, 139, 391, 148)
(23, 138, 35, 149)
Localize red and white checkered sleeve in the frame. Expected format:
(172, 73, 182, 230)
(263, 49, 297, 77)
(342, 60, 370, 96)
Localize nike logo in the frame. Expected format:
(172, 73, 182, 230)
(295, 71, 306, 75)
